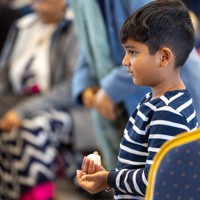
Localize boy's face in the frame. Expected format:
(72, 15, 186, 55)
(122, 39, 163, 87)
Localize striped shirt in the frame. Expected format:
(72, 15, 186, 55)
(107, 90, 198, 200)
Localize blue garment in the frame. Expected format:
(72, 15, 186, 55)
(72, 0, 151, 114)
(108, 90, 198, 200)
(181, 49, 200, 123)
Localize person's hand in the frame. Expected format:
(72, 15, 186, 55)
(76, 170, 109, 194)
(0, 110, 22, 132)
(82, 86, 99, 108)
(82, 151, 105, 174)
(94, 89, 116, 120)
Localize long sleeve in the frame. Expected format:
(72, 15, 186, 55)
(72, 48, 98, 104)
(108, 91, 198, 199)
(99, 0, 152, 113)
(181, 48, 200, 123)
(101, 65, 149, 105)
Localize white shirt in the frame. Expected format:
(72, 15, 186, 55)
(10, 15, 56, 94)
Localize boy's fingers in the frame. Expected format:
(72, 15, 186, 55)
(82, 157, 95, 174)
(76, 170, 83, 178)
(82, 157, 89, 173)
(82, 156, 86, 169)
(81, 174, 93, 181)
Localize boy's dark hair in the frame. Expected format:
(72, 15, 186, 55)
(120, 0, 195, 67)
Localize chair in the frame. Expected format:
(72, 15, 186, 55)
(145, 128, 200, 200)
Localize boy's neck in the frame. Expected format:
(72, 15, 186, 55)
(151, 81, 186, 100)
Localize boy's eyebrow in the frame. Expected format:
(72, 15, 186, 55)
(123, 44, 136, 49)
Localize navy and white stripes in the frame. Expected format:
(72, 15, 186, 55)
(108, 90, 198, 200)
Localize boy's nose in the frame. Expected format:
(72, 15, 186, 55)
(122, 55, 129, 67)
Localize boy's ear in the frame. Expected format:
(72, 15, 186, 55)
(159, 48, 173, 67)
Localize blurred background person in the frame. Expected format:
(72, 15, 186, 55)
(0, 0, 83, 199)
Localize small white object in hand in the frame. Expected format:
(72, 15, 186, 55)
(87, 154, 101, 166)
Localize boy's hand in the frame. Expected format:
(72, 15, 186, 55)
(82, 151, 105, 174)
(0, 110, 22, 132)
(82, 86, 99, 108)
(94, 89, 116, 121)
(76, 170, 109, 194)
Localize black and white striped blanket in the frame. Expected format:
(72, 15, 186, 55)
(0, 110, 72, 200)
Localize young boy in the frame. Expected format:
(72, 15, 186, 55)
(76, 0, 198, 199)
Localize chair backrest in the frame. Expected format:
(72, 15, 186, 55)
(145, 128, 200, 200)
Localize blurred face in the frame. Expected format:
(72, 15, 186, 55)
(32, 0, 65, 22)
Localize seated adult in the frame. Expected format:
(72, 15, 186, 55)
(0, 0, 80, 199)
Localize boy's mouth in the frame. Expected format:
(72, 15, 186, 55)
(128, 70, 134, 77)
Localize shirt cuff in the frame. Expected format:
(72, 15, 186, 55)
(107, 170, 118, 189)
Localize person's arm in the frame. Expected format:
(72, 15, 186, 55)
(100, 66, 139, 103)
(75, 108, 193, 196)
(107, 108, 195, 196)
(98, 0, 152, 113)
(72, 48, 98, 105)
(100, 65, 149, 116)
(13, 82, 70, 118)
(0, 79, 72, 132)
(100, 0, 152, 103)
(181, 48, 200, 123)
(94, 65, 149, 120)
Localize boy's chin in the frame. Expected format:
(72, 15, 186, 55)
(133, 79, 145, 87)
(132, 79, 139, 86)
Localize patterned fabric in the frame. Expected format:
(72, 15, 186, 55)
(107, 89, 198, 200)
(146, 128, 200, 200)
(0, 109, 72, 200)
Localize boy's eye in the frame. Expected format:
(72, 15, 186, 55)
(128, 50, 136, 55)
